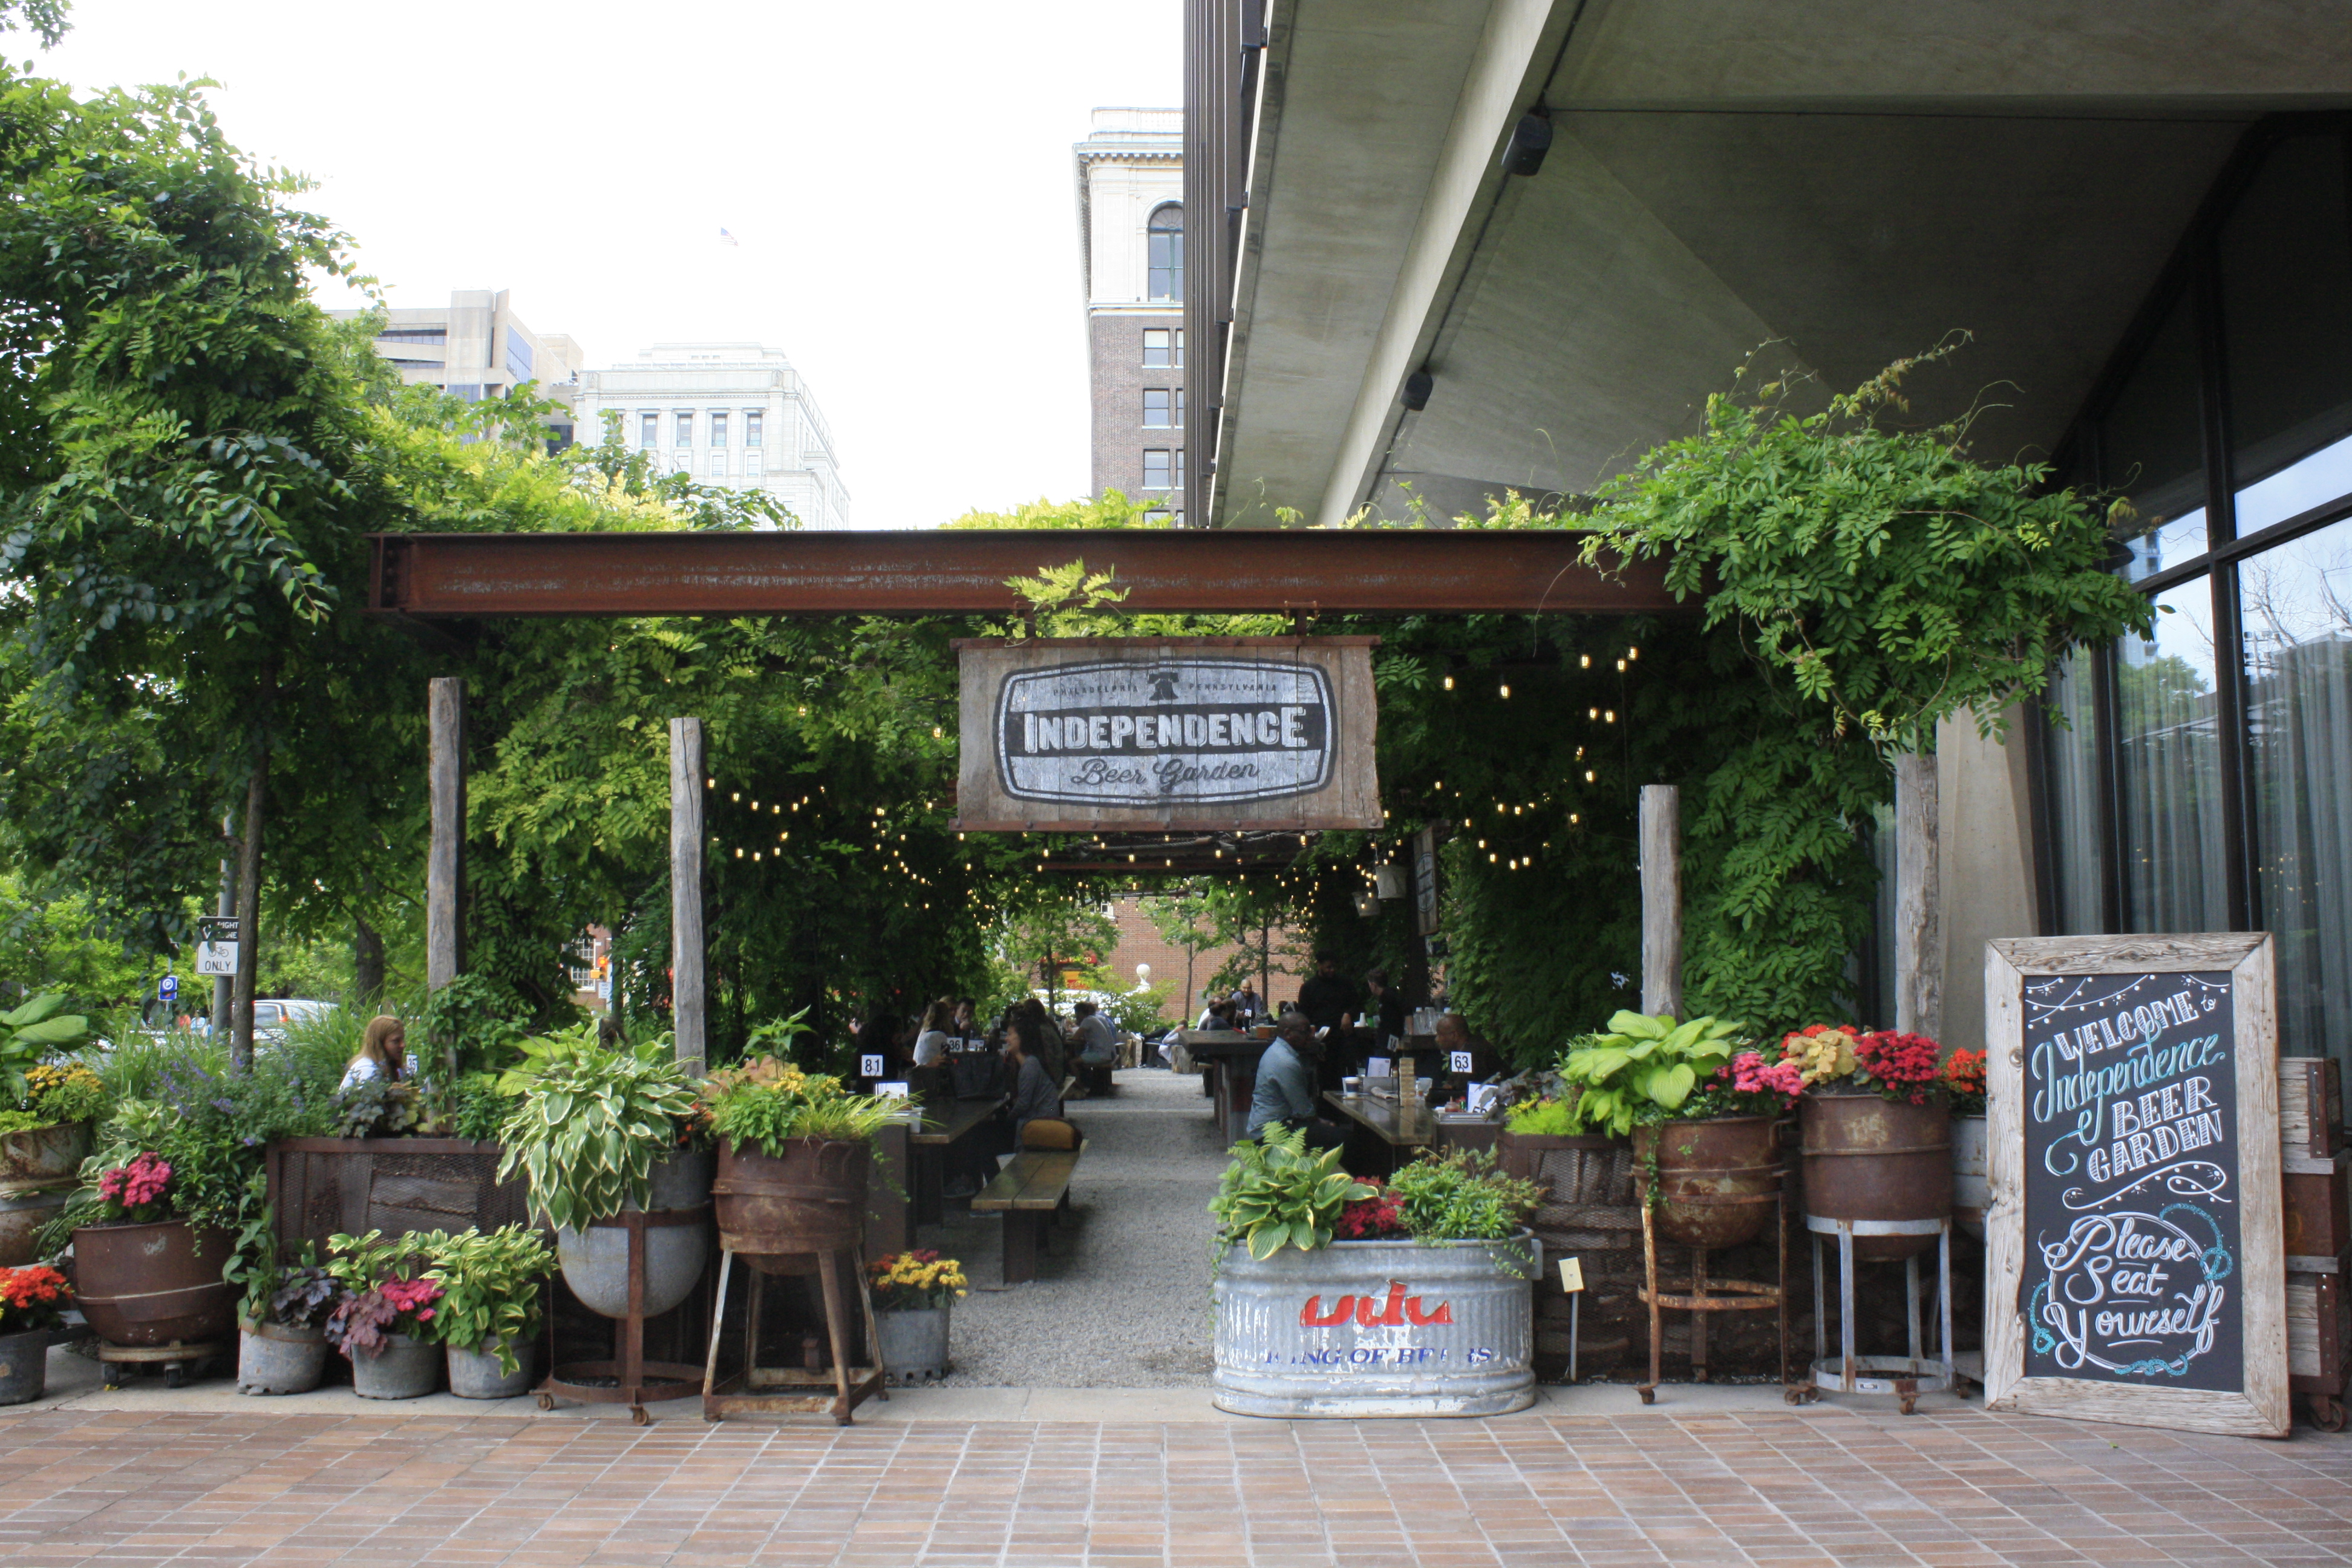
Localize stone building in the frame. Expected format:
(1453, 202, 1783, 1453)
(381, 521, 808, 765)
(570, 342, 851, 532)
(332, 288, 584, 442)
(1074, 107, 1185, 520)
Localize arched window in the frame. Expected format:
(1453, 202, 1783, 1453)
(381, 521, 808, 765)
(1148, 204, 1184, 302)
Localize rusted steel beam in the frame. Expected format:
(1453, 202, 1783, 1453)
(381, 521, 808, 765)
(365, 529, 1688, 618)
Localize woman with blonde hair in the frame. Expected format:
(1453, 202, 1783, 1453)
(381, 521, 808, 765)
(340, 1015, 408, 1091)
(912, 999, 956, 1068)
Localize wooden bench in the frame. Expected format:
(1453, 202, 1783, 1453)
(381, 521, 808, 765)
(908, 1099, 1002, 1224)
(971, 1147, 1082, 1284)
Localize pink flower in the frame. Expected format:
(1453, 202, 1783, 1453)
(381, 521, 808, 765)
(97, 1153, 172, 1209)
(1730, 1051, 1805, 1101)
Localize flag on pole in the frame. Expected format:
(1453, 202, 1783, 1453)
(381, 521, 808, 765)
(719, 227, 740, 247)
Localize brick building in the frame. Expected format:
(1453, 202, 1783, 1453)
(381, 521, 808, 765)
(1100, 897, 1305, 1025)
(1074, 108, 1184, 520)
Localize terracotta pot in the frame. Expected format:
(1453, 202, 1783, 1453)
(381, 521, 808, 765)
(0, 1121, 90, 1183)
(1631, 1117, 1781, 1250)
(1800, 1093, 1953, 1261)
(72, 1220, 237, 1347)
(712, 1138, 869, 1267)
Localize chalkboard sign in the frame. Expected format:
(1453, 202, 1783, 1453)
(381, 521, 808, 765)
(1984, 934, 2287, 1438)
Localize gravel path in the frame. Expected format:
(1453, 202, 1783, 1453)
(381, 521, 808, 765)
(926, 1067, 1230, 1387)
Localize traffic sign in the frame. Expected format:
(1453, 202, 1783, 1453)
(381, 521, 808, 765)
(158, 975, 179, 1003)
(195, 915, 240, 976)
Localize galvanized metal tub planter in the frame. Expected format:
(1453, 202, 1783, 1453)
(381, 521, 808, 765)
(448, 1339, 534, 1399)
(237, 1320, 328, 1395)
(1950, 1114, 1988, 1241)
(0, 1120, 90, 1183)
(351, 1331, 440, 1399)
(0, 1327, 47, 1405)
(1212, 1231, 1537, 1417)
(874, 1305, 951, 1383)
(554, 1147, 715, 1318)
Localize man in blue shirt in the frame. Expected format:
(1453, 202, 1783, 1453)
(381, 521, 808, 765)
(1245, 1016, 1345, 1150)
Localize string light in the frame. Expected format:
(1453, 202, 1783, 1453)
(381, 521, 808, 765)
(1499, 684, 1511, 699)
(1579, 655, 1591, 668)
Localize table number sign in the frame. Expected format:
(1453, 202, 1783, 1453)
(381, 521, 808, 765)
(860, 1054, 886, 1080)
(1984, 933, 2288, 1438)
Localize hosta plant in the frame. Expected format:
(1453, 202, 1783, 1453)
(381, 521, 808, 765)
(1556, 1011, 1745, 1136)
(423, 1226, 556, 1376)
(1209, 1125, 1374, 1261)
(495, 1041, 699, 1230)
(0, 995, 91, 1105)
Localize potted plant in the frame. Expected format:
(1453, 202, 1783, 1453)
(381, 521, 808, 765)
(0, 1263, 68, 1405)
(1943, 1046, 1988, 1240)
(232, 1237, 338, 1396)
(423, 1225, 556, 1399)
(497, 1037, 707, 1319)
(701, 1054, 902, 1258)
(1207, 1131, 1543, 1417)
(1764, 1025, 1952, 1260)
(325, 1229, 445, 1399)
(1557, 1011, 1786, 1249)
(70, 1151, 238, 1352)
(866, 1249, 967, 1383)
(0, 1062, 109, 1266)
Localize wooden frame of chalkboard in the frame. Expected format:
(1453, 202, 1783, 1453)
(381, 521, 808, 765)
(1984, 933, 2288, 1439)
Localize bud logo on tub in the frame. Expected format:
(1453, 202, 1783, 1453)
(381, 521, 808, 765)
(1298, 1281, 1453, 1327)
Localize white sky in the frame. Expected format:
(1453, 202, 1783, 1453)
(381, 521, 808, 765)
(38, 0, 1182, 529)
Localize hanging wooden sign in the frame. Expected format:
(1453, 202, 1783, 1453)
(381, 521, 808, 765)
(952, 637, 1381, 832)
(1982, 933, 2288, 1438)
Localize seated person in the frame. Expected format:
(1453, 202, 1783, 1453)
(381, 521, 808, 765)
(1073, 999, 1120, 1065)
(1196, 1001, 1241, 1033)
(1004, 1017, 1065, 1143)
(911, 999, 956, 1068)
(1244, 1016, 1347, 1151)
(1428, 1010, 1504, 1107)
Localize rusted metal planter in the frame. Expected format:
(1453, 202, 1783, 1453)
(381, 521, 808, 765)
(72, 1220, 237, 1347)
(1800, 1093, 1952, 1261)
(0, 1178, 76, 1267)
(1210, 1233, 1538, 1417)
(712, 1138, 869, 1265)
(1, 1121, 90, 1183)
(1631, 1117, 1781, 1250)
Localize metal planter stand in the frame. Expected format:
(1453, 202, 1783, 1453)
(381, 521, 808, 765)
(537, 1206, 711, 1425)
(701, 1245, 888, 1425)
(1806, 1215, 1955, 1414)
(1635, 1177, 1798, 1403)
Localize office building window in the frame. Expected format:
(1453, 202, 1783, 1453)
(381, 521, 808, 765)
(1143, 388, 1174, 427)
(639, 411, 659, 449)
(1143, 328, 1174, 368)
(676, 411, 694, 447)
(1177, 388, 1184, 424)
(1142, 450, 1171, 490)
(1148, 204, 1184, 302)
(446, 384, 483, 403)
(503, 332, 534, 385)
(1143, 508, 1170, 525)
(378, 327, 447, 344)
(674, 452, 693, 474)
(1174, 448, 1186, 489)
(742, 446, 760, 476)
(745, 411, 763, 447)
(711, 452, 728, 477)
(711, 411, 729, 448)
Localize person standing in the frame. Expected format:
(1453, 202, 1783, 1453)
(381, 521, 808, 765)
(1296, 953, 1362, 1091)
(1236, 984, 1262, 1024)
(1363, 969, 1407, 1053)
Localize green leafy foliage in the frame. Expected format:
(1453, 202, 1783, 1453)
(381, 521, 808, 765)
(1209, 1125, 1374, 1260)
(701, 1055, 902, 1155)
(1384, 1149, 1543, 1243)
(1503, 1097, 1575, 1135)
(422, 1224, 555, 1373)
(0, 993, 88, 1102)
(1557, 1011, 1744, 1137)
(494, 1042, 697, 1230)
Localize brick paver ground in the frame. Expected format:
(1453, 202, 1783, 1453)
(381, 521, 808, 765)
(2, 1406, 2350, 1567)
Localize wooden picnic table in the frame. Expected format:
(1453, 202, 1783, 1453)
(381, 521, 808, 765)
(1182, 1031, 1273, 1145)
(1323, 1091, 1437, 1150)
(907, 1098, 1002, 1226)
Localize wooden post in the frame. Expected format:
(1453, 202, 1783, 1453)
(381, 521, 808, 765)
(1639, 785, 1682, 1018)
(1894, 751, 1942, 1037)
(670, 717, 707, 1076)
(426, 678, 466, 993)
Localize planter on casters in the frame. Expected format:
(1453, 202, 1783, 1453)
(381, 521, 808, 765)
(1798, 1091, 1956, 1411)
(237, 1320, 328, 1395)
(540, 1146, 714, 1425)
(1210, 1232, 1538, 1417)
(1628, 1116, 1794, 1403)
(351, 1333, 440, 1399)
(704, 1136, 887, 1425)
(73, 1219, 237, 1387)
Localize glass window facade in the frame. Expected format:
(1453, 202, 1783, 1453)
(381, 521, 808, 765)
(676, 411, 694, 448)
(711, 412, 729, 448)
(745, 411, 763, 447)
(1142, 449, 1171, 489)
(1144, 388, 1173, 427)
(1148, 204, 1184, 302)
(639, 411, 659, 449)
(2043, 120, 2352, 1074)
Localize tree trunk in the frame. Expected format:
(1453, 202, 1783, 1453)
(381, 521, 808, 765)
(351, 908, 385, 1005)
(229, 733, 268, 1073)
